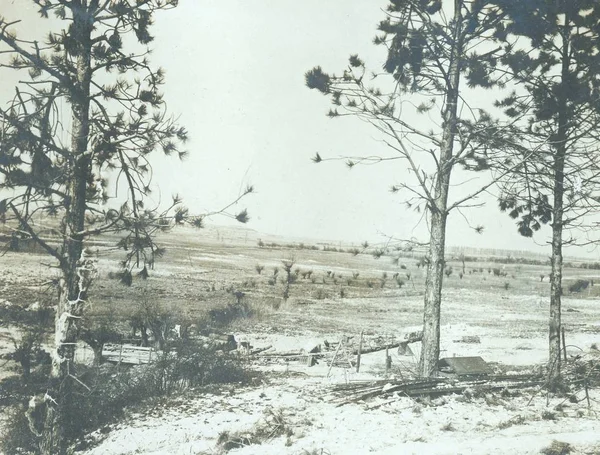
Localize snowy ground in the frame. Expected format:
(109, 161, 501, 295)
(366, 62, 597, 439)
(83, 332, 600, 455)
(83, 370, 600, 455)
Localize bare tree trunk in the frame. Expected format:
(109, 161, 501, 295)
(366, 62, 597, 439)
(549, 133, 565, 381)
(418, 0, 462, 378)
(40, 5, 94, 454)
(419, 208, 448, 377)
(549, 222, 563, 378)
(548, 14, 570, 382)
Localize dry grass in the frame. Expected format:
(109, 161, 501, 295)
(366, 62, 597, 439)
(540, 440, 572, 455)
(216, 408, 293, 453)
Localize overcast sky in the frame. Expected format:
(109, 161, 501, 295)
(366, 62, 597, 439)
(2, 1, 599, 258)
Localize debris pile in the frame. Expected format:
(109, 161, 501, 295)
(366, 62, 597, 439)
(328, 374, 545, 407)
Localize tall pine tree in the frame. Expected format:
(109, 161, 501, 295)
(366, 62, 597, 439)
(495, 0, 600, 381)
(0, 2, 249, 452)
(306, 0, 519, 377)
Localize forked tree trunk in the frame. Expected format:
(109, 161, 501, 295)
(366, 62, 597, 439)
(39, 5, 94, 454)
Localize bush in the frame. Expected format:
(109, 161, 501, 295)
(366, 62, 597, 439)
(0, 404, 39, 455)
(208, 299, 253, 327)
(540, 440, 571, 455)
(217, 408, 292, 453)
(314, 288, 326, 300)
(1, 343, 251, 454)
(568, 279, 589, 293)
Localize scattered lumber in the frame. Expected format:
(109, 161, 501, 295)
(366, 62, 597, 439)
(102, 344, 157, 365)
(249, 345, 273, 355)
(328, 374, 544, 407)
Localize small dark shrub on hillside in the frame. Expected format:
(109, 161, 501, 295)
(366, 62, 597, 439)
(568, 279, 590, 293)
(540, 440, 571, 455)
(208, 299, 252, 326)
(314, 288, 326, 300)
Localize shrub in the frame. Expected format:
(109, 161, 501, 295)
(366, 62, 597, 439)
(217, 408, 291, 453)
(372, 249, 385, 259)
(444, 267, 453, 277)
(314, 288, 326, 300)
(568, 279, 589, 293)
(540, 440, 571, 455)
(1, 341, 252, 455)
(241, 279, 257, 288)
(0, 404, 39, 455)
(208, 299, 252, 327)
(492, 268, 501, 277)
(255, 264, 265, 275)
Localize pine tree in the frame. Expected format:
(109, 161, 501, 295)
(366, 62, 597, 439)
(494, 0, 600, 381)
(0, 2, 248, 452)
(306, 0, 518, 377)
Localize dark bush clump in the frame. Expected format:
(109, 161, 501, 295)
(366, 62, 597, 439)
(1, 342, 252, 454)
(568, 279, 590, 293)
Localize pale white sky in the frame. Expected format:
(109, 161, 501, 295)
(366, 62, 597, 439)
(1, 1, 599, 258)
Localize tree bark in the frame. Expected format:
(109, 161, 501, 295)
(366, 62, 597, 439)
(548, 11, 570, 382)
(419, 199, 449, 377)
(418, 0, 462, 378)
(40, 4, 94, 454)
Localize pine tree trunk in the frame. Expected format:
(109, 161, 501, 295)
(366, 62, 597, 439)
(549, 214, 563, 379)
(40, 5, 94, 454)
(419, 208, 448, 377)
(548, 13, 570, 382)
(418, 0, 462, 378)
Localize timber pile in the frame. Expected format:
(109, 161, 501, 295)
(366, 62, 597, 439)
(328, 374, 544, 407)
(102, 344, 157, 365)
(253, 331, 422, 368)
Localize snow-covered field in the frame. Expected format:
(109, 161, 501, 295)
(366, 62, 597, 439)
(2, 227, 600, 454)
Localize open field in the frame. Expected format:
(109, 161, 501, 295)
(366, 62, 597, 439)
(1, 225, 600, 454)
